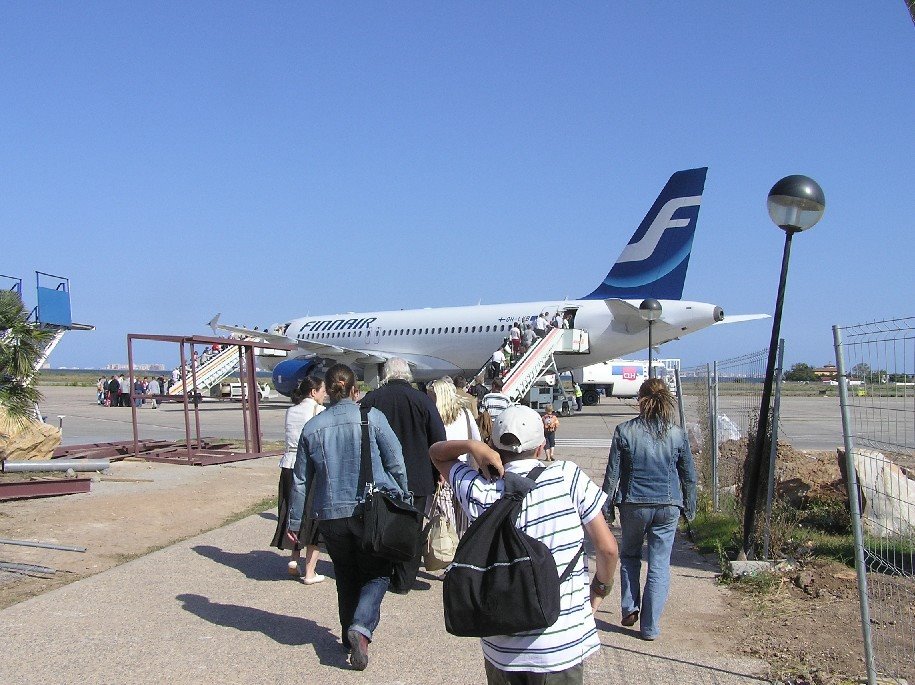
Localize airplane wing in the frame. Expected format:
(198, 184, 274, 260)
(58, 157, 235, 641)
(714, 314, 770, 325)
(210, 314, 389, 366)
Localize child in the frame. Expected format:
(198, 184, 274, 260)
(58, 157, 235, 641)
(542, 404, 560, 461)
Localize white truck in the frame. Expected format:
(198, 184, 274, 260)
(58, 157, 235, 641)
(572, 359, 677, 405)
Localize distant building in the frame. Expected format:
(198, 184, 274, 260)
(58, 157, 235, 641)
(814, 364, 837, 381)
(106, 363, 166, 371)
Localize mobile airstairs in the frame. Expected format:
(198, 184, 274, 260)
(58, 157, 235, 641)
(1, 272, 95, 423)
(168, 344, 243, 397)
(496, 327, 590, 412)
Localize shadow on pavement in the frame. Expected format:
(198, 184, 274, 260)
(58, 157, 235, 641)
(191, 544, 335, 582)
(594, 617, 634, 637)
(598, 641, 769, 682)
(176, 593, 348, 667)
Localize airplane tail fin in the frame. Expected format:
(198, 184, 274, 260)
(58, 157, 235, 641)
(581, 167, 708, 301)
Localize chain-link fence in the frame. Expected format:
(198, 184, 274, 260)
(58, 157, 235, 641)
(680, 348, 768, 512)
(834, 318, 915, 684)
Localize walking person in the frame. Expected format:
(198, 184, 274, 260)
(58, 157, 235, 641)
(601, 378, 697, 641)
(509, 322, 522, 359)
(272, 376, 327, 584)
(428, 377, 480, 537)
(542, 404, 559, 461)
(521, 322, 536, 355)
(480, 377, 511, 419)
(534, 312, 548, 339)
(429, 405, 619, 683)
(106, 376, 119, 407)
(146, 376, 161, 409)
(361, 358, 447, 594)
(287, 364, 409, 670)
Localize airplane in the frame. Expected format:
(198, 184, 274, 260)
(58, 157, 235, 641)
(213, 167, 762, 395)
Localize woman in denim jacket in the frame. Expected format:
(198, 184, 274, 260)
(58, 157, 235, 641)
(287, 364, 409, 670)
(602, 378, 697, 641)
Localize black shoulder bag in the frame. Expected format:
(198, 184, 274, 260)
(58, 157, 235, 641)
(358, 406, 424, 562)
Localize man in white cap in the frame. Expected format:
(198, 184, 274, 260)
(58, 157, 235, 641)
(429, 405, 618, 684)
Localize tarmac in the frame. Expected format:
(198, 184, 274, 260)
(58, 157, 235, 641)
(0, 386, 799, 683)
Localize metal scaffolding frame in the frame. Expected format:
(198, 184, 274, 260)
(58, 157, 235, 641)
(126, 333, 294, 465)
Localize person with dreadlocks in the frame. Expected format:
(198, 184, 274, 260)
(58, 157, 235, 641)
(601, 378, 697, 641)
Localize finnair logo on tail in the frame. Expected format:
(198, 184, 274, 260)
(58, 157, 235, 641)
(616, 196, 702, 264)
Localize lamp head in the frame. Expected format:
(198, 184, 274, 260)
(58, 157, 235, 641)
(767, 175, 825, 232)
(639, 298, 662, 322)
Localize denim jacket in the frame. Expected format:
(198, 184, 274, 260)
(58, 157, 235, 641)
(602, 417, 698, 521)
(287, 399, 409, 529)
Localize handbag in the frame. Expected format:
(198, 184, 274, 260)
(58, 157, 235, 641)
(423, 483, 459, 571)
(357, 406, 424, 562)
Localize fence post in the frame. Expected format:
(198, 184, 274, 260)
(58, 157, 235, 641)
(674, 367, 686, 430)
(711, 361, 719, 512)
(833, 324, 877, 685)
(762, 338, 784, 560)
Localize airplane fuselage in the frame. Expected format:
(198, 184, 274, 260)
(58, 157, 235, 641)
(270, 298, 723, 382)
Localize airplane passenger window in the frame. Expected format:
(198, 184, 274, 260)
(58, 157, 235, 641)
(486, 326, 490, 332)
(450, 327, 455, 333)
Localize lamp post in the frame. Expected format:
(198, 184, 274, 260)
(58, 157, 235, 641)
(741, 175, 825, 558)
(639, 298, 662, 379)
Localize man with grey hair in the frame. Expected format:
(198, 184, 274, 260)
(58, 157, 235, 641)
(361, 357, 447, 593)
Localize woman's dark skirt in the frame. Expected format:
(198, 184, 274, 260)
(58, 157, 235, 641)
(271, 467, 320, 550)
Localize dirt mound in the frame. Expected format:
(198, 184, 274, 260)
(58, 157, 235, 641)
(716, 439, 845, 507)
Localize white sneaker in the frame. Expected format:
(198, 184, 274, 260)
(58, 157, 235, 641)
(302, 574, 326, 585)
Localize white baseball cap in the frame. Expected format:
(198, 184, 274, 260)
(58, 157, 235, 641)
(492, 405, 545, 453)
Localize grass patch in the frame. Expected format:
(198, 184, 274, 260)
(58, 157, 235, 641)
(687, 510, 741, 556)
(220, 495, 279, 527)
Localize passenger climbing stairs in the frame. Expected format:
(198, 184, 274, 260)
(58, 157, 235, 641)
(168, 345, 242, 396)
(501, 327, 590, 403)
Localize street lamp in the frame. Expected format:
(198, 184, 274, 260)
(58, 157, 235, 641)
(742, 175, 825, 558)
(639, 298, 662, 379)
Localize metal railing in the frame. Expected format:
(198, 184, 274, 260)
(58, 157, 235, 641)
(834, 317, 915, 685)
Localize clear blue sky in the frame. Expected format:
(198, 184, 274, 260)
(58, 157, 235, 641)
(3, 3, 912, 370)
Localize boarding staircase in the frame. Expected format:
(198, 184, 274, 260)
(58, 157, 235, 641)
(34, 326, 68, 372)
(499, 327, 590, 404)
(168, 345, 241, 396)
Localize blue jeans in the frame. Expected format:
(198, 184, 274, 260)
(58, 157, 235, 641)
(318, 516, 393, 644)
(618, 504, 679, 639)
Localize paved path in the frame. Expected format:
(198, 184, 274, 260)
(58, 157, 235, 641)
(5, 388, 771, 683)
(0, 507, 768, 684)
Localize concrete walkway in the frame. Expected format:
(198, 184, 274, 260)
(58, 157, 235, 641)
(0, 509, 768, 685)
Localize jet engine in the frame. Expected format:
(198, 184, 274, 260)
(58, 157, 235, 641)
(272, 358, 320, 397)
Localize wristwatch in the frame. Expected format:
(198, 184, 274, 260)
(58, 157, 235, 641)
(590, 577, 612, 598)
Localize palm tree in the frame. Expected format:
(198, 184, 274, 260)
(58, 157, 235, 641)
(0, 290, 52, 426)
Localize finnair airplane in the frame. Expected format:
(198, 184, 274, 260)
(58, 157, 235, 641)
(214, 167, 759, 395)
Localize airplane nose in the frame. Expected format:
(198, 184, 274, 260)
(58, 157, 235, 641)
(714, 306, 725, 322)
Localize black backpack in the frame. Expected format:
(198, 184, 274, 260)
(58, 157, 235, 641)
(443, 466, 583, 638)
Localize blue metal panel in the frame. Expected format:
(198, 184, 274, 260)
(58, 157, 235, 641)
(37, 286, 72, 327)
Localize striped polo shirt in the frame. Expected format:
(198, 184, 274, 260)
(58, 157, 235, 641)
(449, 458, 607, 673)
